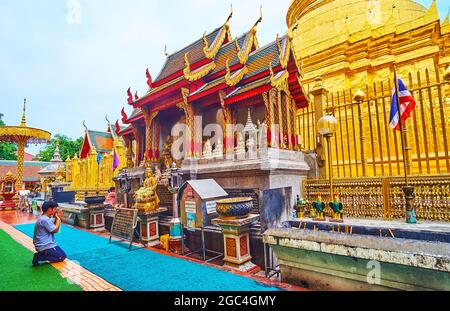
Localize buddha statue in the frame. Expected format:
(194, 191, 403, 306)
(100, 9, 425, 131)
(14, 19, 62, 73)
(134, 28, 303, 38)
(213, 139, 223, 158)
(134, 165, 160, 212)
(161, 135, 174, 171)
(203, 139, 212, 158)
(247, 134, 257, 159)
(155, 166, 162, 182)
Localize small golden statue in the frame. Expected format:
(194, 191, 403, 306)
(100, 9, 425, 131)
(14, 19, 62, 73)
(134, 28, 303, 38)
(134, 165, 160, 212)
(55, 165, 66, 183)
(161, 135, 174, 171)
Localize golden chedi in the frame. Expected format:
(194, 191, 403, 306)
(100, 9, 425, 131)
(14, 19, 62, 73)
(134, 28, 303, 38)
(134, 165, 160, 212)
(287, 0, 450, 92)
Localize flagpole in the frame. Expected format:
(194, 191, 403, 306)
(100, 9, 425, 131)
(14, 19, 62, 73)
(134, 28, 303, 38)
(393, 64, 409, 186)
(393, 63, 416, 223)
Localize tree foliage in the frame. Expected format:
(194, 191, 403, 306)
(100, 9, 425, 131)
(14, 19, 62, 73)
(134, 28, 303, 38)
(36, 134, 83, 162)
(0, 118, 18, 160)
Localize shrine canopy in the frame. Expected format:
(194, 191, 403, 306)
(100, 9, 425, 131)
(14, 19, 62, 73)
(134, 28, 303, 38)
(79, 121, 122, 159)
(0, 102, 50, 144)
(0, 99, 51, 187)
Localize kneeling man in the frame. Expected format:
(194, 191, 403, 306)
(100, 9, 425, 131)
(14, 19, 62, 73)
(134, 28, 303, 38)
(32, 201, 67, 266)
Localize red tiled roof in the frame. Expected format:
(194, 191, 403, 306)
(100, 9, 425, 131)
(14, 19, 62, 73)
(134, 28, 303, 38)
(23, 152, 36, 161)
(0, 160, 50, 182)
(154, 26, 224, 83)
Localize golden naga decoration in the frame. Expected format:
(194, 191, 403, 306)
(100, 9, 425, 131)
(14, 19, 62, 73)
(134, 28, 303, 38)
(203, 5, 232, 59)
(134, 165, 160, 212)
(276, 34, 292, 69)
(269, 62, 290, 95)
(235, 7, 262, 65)
(183, 52, 216, 82)
(225, 58, 248, 86)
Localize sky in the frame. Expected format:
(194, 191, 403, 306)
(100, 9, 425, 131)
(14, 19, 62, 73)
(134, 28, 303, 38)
(0, 0, 448, 155)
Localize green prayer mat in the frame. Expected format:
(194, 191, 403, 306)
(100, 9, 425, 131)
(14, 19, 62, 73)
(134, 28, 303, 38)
(0, 229, 81, 291)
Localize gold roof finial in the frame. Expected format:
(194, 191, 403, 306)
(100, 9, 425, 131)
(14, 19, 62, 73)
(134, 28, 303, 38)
(253, 5, 263, 28)
(226, 4, 233, 23)
(164, 44, 169, 56)
(82, 120, 88, 132)
(20, 98, 27, 127)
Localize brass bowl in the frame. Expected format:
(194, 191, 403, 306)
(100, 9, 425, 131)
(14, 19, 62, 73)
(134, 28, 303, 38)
(216, 197, 253, 220)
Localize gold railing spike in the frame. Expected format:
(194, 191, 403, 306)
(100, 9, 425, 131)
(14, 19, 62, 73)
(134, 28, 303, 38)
(353, 89, 366, 103)
(444, 65, 450, 81)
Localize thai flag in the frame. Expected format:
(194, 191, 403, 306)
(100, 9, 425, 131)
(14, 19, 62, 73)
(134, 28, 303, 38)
(389, 78, 416, 130)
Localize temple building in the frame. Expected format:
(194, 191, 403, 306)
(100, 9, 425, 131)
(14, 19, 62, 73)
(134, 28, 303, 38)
(79, 122, 121, 159)
(118, 11, 310, 205)
(38, 142, 66, 189)
(65, 122, 126, 199)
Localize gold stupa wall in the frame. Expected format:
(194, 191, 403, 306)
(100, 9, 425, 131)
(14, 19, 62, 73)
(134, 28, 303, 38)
(288, 0, 450, 178)
(288, 0, 450, 91)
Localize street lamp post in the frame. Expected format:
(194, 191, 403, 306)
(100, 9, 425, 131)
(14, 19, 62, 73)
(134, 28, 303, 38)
(119, 172, 130, 208)
(316, 112, 338, 200)
(353, 89, 366, 176)
(168, 162, 184, 253)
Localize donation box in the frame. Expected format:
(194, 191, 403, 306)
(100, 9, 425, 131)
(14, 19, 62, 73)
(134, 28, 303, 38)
(178, 179, 228, 229)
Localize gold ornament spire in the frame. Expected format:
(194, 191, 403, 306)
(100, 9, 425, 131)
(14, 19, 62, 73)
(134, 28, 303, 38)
(20, 98, 27, 127)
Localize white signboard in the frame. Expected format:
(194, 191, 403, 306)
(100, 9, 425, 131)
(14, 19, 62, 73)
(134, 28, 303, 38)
(205, 201, 217, 215)
(19, 190, 30, 196)
(185, 200, 196, 214)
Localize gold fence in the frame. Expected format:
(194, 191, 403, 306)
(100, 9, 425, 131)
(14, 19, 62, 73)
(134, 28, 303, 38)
(298, 67, 450, 178)
(303, 174, 450, 222)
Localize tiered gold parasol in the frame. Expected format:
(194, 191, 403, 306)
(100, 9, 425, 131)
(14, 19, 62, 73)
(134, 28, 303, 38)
(0, 99, 51, 188)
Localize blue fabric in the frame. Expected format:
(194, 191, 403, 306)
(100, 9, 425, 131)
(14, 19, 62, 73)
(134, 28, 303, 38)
(97, 152, 103, 164)
(16, 223, 280, 291)
(33, 216, 57, 252)
(33, 246, 67, 263)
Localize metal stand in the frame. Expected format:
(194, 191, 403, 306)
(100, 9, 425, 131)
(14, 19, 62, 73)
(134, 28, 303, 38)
(263, 242, 280, 279)
(108, 214, 146, 251)
(182, 225, 223, 263)
(108, 228, 144, 251)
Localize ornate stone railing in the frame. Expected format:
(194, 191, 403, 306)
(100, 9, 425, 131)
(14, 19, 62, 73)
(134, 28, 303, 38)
(303, 174, 450, 222)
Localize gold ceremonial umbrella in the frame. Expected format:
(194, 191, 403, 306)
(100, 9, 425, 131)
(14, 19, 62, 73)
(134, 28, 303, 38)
(0, 99, 51, 188)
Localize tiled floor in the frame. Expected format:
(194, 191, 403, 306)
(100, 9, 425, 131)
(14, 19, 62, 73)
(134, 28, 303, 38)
(0, 210, 37, 225)
(0, 210, 305, 291)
